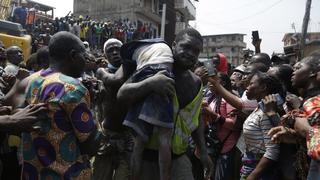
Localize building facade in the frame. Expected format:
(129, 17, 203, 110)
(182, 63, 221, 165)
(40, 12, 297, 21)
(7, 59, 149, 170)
(282, 32, 320, 47)
(200, 34, 246, 66)
(174, 0, 196, 34)
(282, 32, 320, 63)
(73, 0, 196, 42)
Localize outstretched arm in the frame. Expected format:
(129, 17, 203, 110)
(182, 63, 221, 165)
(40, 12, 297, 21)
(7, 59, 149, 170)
(0, 103, 47, 132)
(96, 66, 126, 88)
(208, 76, 243, 110)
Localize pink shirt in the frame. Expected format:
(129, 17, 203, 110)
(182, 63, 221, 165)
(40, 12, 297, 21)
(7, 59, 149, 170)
(210, 98, 241, 153)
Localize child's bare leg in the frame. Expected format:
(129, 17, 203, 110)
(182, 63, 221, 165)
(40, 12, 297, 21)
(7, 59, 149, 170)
(131, 135, 144, 180)
(158, 127, 173, 180)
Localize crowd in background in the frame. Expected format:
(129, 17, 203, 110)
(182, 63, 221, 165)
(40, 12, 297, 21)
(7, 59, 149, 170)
(9, 2, 157, 54)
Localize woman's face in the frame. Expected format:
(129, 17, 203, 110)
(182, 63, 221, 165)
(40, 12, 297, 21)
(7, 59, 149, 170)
(291, 62, 312, 88)
(246, 75, 265, 100)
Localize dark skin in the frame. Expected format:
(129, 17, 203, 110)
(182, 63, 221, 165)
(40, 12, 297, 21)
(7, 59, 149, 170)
(0, 103, 47, 132)
(117, 33, 213, 179)
(5, 33, 101, 156)
(117, 42, 175, 180)
(104, 43, 122, 68)
(194, 66, 208, 85)
(269, 60, 316, 143)
(252, 38, 261, 54)
(208, 63, 261, 110)
(92, 44, 133, 179)
(6, 46, 23, 66)
(245, 75, 279, 180)
(95, 43, 130, 131)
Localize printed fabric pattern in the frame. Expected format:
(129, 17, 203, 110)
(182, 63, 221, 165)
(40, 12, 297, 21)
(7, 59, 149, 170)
(303, 95, 320, 161)
(22, 68, 95, 180)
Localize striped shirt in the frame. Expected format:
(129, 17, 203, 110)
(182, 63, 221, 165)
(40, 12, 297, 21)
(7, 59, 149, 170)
(242, 108, 280, 161)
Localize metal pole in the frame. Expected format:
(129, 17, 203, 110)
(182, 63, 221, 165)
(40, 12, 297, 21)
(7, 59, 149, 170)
(160, 3, 166, 39)
(300, 0, 312, 58)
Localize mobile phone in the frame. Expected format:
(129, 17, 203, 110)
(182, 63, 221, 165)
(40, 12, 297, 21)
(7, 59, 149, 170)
(199, 58, 217, 76)
(252, 31, 260, 42)
(259, 93, 284, 112)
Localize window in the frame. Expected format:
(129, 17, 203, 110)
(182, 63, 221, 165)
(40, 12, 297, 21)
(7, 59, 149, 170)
(211, 47, 216, 52)
(152, 0, 159, 13)
(231, 47, 235, 52)
(231, 36, 235, 41)
(211, 37, 216, 42)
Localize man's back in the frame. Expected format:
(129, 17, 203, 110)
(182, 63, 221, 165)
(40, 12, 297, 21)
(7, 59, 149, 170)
(22, 68, 95, 179)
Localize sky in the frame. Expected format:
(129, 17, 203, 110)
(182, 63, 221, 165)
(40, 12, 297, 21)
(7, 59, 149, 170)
(34, 0, 320, 55)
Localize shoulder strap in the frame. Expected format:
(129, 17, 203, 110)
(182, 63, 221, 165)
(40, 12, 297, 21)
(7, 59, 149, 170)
(221, 130, 233, 145)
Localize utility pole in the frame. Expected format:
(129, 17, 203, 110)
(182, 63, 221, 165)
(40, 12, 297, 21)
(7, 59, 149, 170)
(160, 3, 166, 39)
(300, 0, 312, 58)
(291, 23, 296, 33)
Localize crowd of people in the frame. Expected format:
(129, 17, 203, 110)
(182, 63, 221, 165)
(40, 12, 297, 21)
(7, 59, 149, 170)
(10, 1, 156, 55)
(0, 2, 319, 180)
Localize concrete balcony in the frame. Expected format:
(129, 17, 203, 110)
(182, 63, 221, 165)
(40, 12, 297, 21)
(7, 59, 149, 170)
(175, 21, 186, 34)
(175, 0, 196, 21)
(134, 6, 162, 24)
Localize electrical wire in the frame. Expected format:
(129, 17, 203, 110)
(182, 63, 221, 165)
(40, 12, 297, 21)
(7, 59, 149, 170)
(197, 0, 284, 25)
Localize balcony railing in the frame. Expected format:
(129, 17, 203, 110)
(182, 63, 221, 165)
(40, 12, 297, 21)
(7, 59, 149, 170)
(175, 0, 196, 21)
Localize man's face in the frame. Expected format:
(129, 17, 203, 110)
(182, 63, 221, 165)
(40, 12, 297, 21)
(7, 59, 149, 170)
(7, 47, 23, 65)
(85, 53, 97, 71)
(172, 34, 203, 70)
(105, 44, 121, 68)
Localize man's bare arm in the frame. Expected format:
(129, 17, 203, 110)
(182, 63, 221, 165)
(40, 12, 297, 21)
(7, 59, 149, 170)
(117, 70, 175, 106)
(96, 66, 126, 88)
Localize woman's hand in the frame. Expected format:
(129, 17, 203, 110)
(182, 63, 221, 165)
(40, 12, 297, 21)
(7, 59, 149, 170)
(262, 94, 278, 116)
(286, 94, 301, 110)
(268, 126, 297, 144)
(201, 102, 218, 122)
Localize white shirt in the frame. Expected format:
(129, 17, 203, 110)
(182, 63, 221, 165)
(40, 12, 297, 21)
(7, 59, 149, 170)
(4, 63, 19, 76)
(132, 43, 173, 70)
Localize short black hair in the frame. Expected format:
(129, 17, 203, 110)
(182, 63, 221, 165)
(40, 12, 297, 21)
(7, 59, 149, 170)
(26, 53, 37, 70)
(36, 46, 49, 68)
(175, 28, 203, 44)
(247, 62, 269, 73)
(272, 64, 297, 94)
(255, 71, 285, 98)
(250, 53, 271, 67)
(302, 50, 320, 74)
(48, 31, 84, 60)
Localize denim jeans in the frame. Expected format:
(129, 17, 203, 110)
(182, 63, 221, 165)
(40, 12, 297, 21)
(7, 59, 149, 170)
(307, 160, 320, 180)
